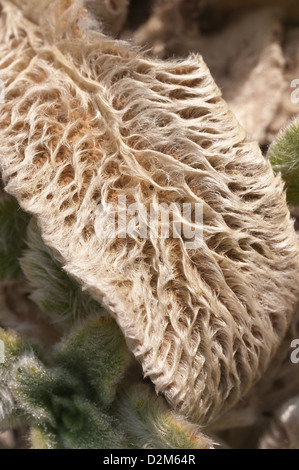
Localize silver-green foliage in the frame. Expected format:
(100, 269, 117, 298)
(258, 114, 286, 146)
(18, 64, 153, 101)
(0, 199, 29, 281)
(2, 317, 128, 449)
(268, 119, 299, 206)
(20, 219, 106, 322)
(1, 317, 211, 449)
(0, 328, 33, 430)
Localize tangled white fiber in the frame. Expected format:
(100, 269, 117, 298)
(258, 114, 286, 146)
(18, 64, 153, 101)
(0, 0, 298, 425)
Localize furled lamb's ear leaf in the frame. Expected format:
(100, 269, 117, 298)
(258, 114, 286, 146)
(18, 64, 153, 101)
(0, 199, 29, 281)
(116, 384, 215, 449)
(20, 219, 105, 323)
(53, 316, 131, 406)
(268, 119, 299, 206)
(0, 328, 33, 429)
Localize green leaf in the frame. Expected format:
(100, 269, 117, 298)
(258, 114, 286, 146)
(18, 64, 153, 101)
(58, 396, 123, 449)
(31, 398, 123, 449)
(268, 119, 299, 206)
(13, 359, 83, 427)
(116, 384, 214, 449)
(0, 199, 29, 280)
(30, 423, 58, 449)
(0, 328, 32, 429)
(20, 219, 106, 323)
(13, 344, 124, 448)
(54, 316, 131, 406)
